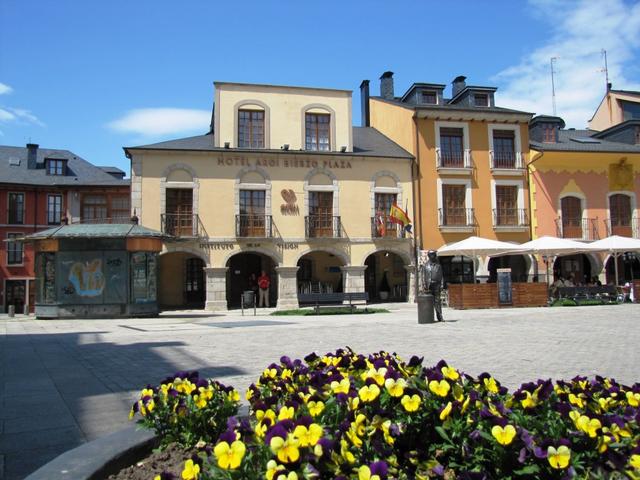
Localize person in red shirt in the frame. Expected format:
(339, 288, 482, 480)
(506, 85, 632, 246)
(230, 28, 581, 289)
(258, 270, 271, 307)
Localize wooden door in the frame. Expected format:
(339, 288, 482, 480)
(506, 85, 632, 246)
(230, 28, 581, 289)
(239, 190, 266, 237)
(496, 185, 518, 225)
(443, 185, 466, 225)
(184, 257, 205, 308)
(309, 191, 333, 237)
(166, 189, 193, 236)
(610, 194, 632, 236)
(561, 196, 582, 238)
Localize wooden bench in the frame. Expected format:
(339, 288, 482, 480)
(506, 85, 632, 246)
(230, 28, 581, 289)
(557, 286, 619, 303)
(298, 292, 369, 314)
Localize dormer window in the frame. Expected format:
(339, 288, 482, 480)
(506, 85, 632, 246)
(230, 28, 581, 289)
(542, 123, 557, 143)
(473, 94, 489, 107)
(46, 158, 66, 175)
(421, 91, 437, 105)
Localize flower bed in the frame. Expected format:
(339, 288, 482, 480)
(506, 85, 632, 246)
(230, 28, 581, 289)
(130, 349, 640, 479)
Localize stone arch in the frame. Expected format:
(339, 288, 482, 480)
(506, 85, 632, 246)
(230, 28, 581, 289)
(234, 99, 271, 148)
(295, 246, 350, 266)
(223, 247, 282, 267)
(370, 170, 403, 217)
(301, 103, 337, 151)
(359, 246, 412, 267)
(235, 165, 272, 216)
(303, 167, 339, 217)
(160, 163, 200, 219)
(160, 246, 210, 267)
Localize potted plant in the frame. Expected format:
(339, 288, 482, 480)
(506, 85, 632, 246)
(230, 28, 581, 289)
(379, 270, 390, 301)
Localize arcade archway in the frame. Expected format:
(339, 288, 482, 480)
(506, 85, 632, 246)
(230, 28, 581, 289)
(488, 255, 531, 283)
(159, 252, 206, 309)
(363, 250, 408, 302)
(297, 251, 345, 298)
(553, 253, 599, 285)
(226, 252, 277, 308)
(605, 253, 640, 285)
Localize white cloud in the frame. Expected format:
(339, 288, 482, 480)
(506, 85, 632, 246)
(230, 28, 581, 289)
(0, 107, 43, 126)
(494, 0, 640, 127)
(0, 83, 12, 95)
(107, 108, 211, 136)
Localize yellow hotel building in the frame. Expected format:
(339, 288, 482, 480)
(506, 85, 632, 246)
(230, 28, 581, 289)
(363, 72, 534, 283)
(125, 82, 415, 311)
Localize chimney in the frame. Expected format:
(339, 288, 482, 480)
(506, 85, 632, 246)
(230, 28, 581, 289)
(380, 71, 394, 100)
(26, 143, 39, 170)
(607, 82, 612, 92)
(452, 75, 467, 98)
(360, 80, 370, 127)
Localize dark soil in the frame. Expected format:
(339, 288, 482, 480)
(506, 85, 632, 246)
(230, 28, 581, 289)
(106, 443, 193, 480)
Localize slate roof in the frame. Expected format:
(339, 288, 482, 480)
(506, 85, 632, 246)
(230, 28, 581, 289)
(125, 127, 413, 159)
(23, 223, 164, 240)
(530, 128, 640, 153)
(370, 95, 532, 116)
(0, 145, 130, 187)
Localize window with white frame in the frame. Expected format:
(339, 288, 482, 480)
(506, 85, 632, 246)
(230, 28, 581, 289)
(491, 180, 525, 227)
(435, 121, 469, 168)
(47, 194, 63, 225)
(488, 124, 522, 170)
(437, 178, 472, 227)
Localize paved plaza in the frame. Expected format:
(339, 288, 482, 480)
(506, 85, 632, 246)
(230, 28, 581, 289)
(1, 303, 640, 479)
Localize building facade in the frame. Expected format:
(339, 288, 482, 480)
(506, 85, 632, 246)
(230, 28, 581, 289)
(589, 87, 640, 131)
(364, 72, 534, 283)
(529, 116, 640, 283)
(125, 82, 415, 311)
(0, 144, 130, 313)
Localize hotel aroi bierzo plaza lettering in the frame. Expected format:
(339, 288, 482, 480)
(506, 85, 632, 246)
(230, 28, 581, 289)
(217, 157, 353, 169)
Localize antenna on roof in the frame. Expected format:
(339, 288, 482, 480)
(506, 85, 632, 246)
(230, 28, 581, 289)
(600, 49, 610, 93)
(550, 57, 558, 116)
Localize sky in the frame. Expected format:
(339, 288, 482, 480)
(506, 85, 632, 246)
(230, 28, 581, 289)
(1, 0, 640, 175)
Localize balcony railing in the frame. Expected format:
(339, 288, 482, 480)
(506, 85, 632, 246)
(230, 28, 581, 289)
(492, 208, 528, 228)
(305, 215, 342, 238)
(436, 148, 472, 169)
(371, 216, 407, 239)
(489, 151, 524, 170)
(605, 217, 639, 238)
(161, 213, 207, 238)
(235, 214, 273, 238)
(555, 217, 599, 240)
(438, 208, 475, 227)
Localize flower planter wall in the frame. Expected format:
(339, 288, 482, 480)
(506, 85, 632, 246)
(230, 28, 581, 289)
(447, 283, 547, 309)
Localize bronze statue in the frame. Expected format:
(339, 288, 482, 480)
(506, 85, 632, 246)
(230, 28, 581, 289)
(420, 250, 444, 322)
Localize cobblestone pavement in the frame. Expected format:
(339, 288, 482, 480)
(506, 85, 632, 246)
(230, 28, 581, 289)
(1, 303, 640, 479)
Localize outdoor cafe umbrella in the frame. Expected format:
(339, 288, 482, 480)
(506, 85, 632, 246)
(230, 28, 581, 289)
(588, 235, 640, 286)
(437, 236, 522, 281)
(513, 236, 600, 286)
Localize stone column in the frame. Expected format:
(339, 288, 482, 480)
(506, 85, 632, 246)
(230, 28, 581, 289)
(341, 266, 367, 293)
(204, 267, 228, 311)
(405, 265, 417, 303)
(276, 266, 299, 310)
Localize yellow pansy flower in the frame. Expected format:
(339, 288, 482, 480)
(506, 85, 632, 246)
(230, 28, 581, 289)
(141, 388, 154, 398)
(568, 393, 585, 408)
(483, 377, 499, 394)
(384, 378, 406, 397)
(278, 406, 295, 421)
(193, 395, 207, 409)
(213, 440, 246, 470)
(348, 396, 360, 411)
(629, 454, 640, 470)
(461, 395, 471, 413)
(441, 366, 459, 381)
(597, 434, 612, 453)
(228, 389, 240, 402)
(263, 368, 278, 379)
(331, 378, 350, 394)
(359, 384, 381, 403)
(307, 400, 324, 417)
(276, 473, 298, 480)
(491, 424, 516, 446)
(358, 465, 381, 480)
(401, 394, 421, 412)
(265, 459, 285, 480)
(293, 423, 323, 447)
(439, 401, 453, 421)
(181, 459, 201, 479)
(340, 438, 356, 463)
(576, 415, 601, 438)
(626, 391, 640, 407)
(429, 379, 450, 397)
(270, 433, 300, 463)
(547, 445, 571, 469)
(521, 391, 539, 409)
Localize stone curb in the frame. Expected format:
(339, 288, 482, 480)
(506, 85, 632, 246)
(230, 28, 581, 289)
(24, 426, 156, 480)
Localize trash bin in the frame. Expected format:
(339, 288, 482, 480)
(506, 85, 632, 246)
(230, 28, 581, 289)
(242, 290, 255, 308)
(7, 305, 15, 317)
(417, 294, 435, 324)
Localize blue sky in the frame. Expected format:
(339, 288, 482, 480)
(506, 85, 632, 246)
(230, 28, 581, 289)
(1, 0, 640, 175)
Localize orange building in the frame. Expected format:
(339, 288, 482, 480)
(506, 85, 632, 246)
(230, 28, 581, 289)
(363, 72, 534, 284)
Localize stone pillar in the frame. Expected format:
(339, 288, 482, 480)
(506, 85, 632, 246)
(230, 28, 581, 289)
(204, 267, 228, 311)
(276, 266, 299, 310)
(405, 265, 417, 303)
(341, 266, 367, 293)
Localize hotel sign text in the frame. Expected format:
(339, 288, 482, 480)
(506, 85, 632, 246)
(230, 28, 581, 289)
(217, 157, 352, 169)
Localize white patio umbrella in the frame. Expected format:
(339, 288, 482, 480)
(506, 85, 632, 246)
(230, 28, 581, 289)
(513, 236, 601, 286)
(588, 235, 640, 286)
(437, 236, 523, 281)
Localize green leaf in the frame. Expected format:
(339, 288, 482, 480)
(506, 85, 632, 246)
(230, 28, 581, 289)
(435, 426, 451, 443)
(513, 465, 540, 475)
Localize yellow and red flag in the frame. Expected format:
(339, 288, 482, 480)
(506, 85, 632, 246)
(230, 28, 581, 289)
(389, 203, 411, 227)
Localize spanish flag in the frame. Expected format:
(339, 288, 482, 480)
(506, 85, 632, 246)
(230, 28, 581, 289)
(389, 203, 411, 227)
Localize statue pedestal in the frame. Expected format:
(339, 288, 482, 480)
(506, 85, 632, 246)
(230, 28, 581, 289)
(417, 294, 435, 324)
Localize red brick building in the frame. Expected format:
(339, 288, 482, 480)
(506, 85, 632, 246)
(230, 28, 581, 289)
(0, 143, 129, 313)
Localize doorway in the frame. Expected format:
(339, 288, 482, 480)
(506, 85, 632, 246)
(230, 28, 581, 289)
(364, 251, 407, 302)
(226, 253, 277, 308)
(5, 280, 26, 313)
(166, 188, 193, 236)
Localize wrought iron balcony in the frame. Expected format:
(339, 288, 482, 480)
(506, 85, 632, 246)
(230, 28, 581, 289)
(161, 213, 207, 238)
(371, 216, 407, 239)
(554, 217, 599, 240)
(438, 208, 475, 228)
(305, 215, 342, 238)
(492, 208, 528, 228)
(489, 151, 524, 170)
(435, 148, 472, 169)
(235, 214, 274, 238)
(605, 217, 639, 238)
